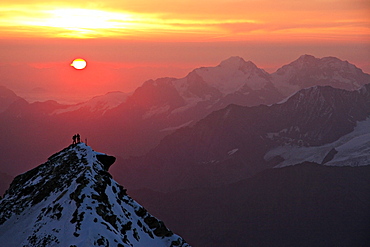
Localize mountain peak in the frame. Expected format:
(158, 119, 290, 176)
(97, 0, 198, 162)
(0, 143, 189, 246)
(218, 56, 258, 70)
(289, 54, 319, 69)
(219, 56, 246, 66)
(293, 55, 351, 69)
(181, 56, 271, 95)
(0, 85, 23, 113)
(290, 54, 354, 70)
(297, 54, 316, 61)
(272, 55, 370, 96)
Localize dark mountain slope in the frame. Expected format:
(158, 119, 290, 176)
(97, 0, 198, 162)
(0, 172, 12, 198)
(131, 163, 370, 247)
(115, 84, 370, 192)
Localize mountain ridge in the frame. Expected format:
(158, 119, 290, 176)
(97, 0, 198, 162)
(114, 83, 370, 192)
(272, 54, 370, 96)
(0, 143, 189, 247)
(0, 54, 369, 180)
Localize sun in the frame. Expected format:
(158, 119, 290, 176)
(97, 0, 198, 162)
(71, 58, 87, 70)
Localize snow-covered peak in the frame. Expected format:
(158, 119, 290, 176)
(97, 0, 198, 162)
(286, 54, 347, 70)
(299, 55, 358, 73)
(0, 143, 190, 247)
(179, 56, 271, 95)
(218, 56, 249, 69)
(274, 54, 319, 78)
(272, 55, 370, 96)
(293, 54, 317, 67)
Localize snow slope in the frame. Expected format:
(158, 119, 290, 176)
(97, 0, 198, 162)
(172, 56, 276, 104)
(264, 117, 370, 167)
(0, 143, 189, 247)
(193, 56, 271, 94)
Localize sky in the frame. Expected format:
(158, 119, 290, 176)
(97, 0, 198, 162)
(0, 0, 369, 103)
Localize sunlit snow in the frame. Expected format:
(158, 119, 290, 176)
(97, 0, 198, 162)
(265, 117, 370, 167)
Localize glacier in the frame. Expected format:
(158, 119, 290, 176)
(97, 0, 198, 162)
(265, 117, 370, 168)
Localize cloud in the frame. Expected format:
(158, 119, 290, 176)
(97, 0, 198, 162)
(0, 0, 368, 41)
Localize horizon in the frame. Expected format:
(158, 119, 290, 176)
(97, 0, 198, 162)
(2, 53, 370, 104)
(0, 0, 369, 103)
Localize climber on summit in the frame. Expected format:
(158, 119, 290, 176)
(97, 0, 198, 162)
(72, 134, 77, 144)
(76, 133, 81, 143)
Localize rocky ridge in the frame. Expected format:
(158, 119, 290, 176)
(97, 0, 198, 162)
(0, 143, 189, 247)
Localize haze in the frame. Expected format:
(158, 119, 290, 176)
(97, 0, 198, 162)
(0, 0, 369, 103)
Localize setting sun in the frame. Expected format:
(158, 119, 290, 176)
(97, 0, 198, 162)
(71, 58, 87, 70)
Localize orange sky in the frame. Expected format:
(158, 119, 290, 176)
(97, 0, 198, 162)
(0, 0, 369, 103)
(1, 0, 369, 41)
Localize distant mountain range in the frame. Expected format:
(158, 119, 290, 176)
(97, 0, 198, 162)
(0, 54, 369, 190)
(114, 83, 370, 192)
(1, 55, 370, 246)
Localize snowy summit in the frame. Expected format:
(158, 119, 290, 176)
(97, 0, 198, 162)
(0, 143, 189, 247)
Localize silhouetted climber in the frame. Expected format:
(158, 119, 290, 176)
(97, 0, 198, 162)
(72, 134, 77, 144)
(76, 133, 81, 143)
